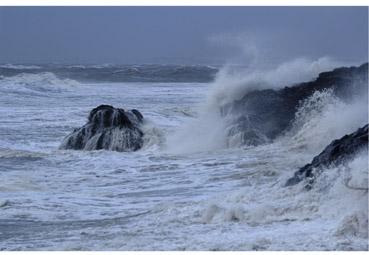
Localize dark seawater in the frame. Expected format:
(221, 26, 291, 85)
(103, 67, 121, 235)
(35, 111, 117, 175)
(0, 64, 218, 83)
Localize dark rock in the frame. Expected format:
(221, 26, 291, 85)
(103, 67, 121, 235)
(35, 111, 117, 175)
(285, 124, 368, 189)
(60, 105, 144, 152)
(223, 63, 368, 145)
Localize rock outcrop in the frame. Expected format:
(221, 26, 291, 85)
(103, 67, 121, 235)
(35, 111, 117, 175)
(285, 124, 368, 189)
(60, 105, 144, 152)
(222, 63, 368, 146)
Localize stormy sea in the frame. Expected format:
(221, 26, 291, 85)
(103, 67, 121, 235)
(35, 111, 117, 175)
(0, 58, 368, 250)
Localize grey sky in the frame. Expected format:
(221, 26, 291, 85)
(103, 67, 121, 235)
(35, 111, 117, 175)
(0, 7, 367, 64)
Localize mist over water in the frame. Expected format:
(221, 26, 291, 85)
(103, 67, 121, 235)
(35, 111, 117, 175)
(0, 58, 367, 250)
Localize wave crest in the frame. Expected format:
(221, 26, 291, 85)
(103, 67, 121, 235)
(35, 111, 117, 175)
(0, 72, 80, 95)
(207, 57, 347, 109)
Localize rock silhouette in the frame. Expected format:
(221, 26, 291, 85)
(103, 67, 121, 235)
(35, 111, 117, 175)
(60, 105, 144, 152)
(285, 124, 368, 189)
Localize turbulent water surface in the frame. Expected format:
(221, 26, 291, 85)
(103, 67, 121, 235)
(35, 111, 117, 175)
(0, 63, 368, 250)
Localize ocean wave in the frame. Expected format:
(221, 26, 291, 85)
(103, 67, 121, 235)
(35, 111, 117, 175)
(165, 58, 360, 154)
(199, 149, 368, 249)
(282, 88, 367, 156)
(207, 57, 347, 109)
(0, 64, 42, 70)
(0, 72, 80, 95)
(0, 64, 218, 83)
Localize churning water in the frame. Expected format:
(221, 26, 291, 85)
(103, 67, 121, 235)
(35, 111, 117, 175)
(0, 61, 367, 250)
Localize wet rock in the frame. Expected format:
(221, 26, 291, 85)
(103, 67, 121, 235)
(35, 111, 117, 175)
(223, 63, 368, 145)
(60, 105, 144, 152)
(285, 124, 368, 188)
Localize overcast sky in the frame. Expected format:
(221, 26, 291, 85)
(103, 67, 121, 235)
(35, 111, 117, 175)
(0, 7, 367, 64)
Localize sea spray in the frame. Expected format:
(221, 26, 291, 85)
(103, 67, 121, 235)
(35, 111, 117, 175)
(166, 58, 357, 153)
(207, 57, 348, 109)
(165, 109, 228, 154)
(281, 88, 368, 156)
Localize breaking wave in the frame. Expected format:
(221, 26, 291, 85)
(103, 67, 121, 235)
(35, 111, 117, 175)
(1, 57, 367, 250)
(166, 57, 363, 154)
(0, 72, 80, 95)
(282, 89, 368, 155)
(164, 58, 367, 250)
(207, 57, 348, 108)
(199, 148, 368, 250)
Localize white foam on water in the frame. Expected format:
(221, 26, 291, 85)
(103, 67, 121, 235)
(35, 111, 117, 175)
(0, 72, 80, 95)
(0, 61, 367, 250)
(165, 108, 227, 154)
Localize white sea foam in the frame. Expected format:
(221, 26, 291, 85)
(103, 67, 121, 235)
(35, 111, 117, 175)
(283, 88, 368, 155)
(207, 57, 348, 109)
(0, 61, 367, 250)
(197, 148, 368, 249)
(161, 59, 367, 250)
(165, 109, 227, 154)
(141, 121, 166, 151)
(0, 72, 80, 95)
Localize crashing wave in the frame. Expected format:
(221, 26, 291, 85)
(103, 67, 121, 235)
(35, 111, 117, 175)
(222, 63, 368, 147)
(165, 59, 367, 154)
(285, 124, 368, 188)
(201, 151, 368, 248)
